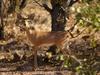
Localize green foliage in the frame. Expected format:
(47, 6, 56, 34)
(75, 58, 97, 75)
(63, 56, 72, 68)
(90, 38, 97, 48)
(63, 56, 97, 75)
(81, 0, 93, 3)
(75, 65, 97, 75)
(76, 0, 100, 30)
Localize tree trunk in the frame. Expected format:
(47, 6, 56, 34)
(51, 4, 66, 31)
(0, 0, 4, 40)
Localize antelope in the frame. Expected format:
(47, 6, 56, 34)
(21, 21, 73, 70)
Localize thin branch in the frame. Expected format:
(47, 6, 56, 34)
(67, 30, 74, 38)
(67, 17, 92, 38)
(68, 0, 79, 7)
(67, 20, 79, 38)
(33, 0, 51, 13)
(81, 17, 93, 25)
(73, 17, 94, 38)
(74, 27, 88, 38)
(67, 24, 87, 38)
(33, 0, 43, 7)
(42, 4, 52, 13)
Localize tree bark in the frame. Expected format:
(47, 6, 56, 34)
(51, 4, 66, 31)
(43, 3, 66, 31)
(0, 0, 4, 40)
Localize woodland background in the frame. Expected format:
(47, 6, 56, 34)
(0, 0, 100, 75)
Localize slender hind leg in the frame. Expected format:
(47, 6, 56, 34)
(33, 46, 38, 70)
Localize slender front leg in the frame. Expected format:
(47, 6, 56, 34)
(33, 46, 38, 70)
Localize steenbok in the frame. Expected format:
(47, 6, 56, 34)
(21, 21, 73, 70)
